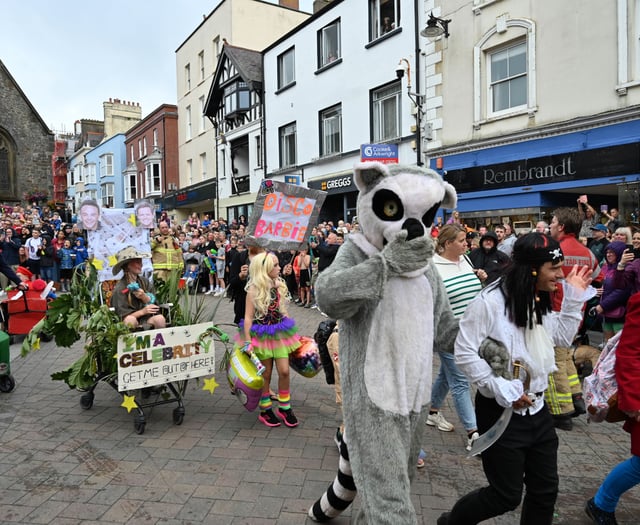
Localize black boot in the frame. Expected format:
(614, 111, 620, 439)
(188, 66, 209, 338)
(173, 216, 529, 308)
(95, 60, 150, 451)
(585, 497, 618, 524)
(553, 414, 573, 431)
(572, 392, 587, 416)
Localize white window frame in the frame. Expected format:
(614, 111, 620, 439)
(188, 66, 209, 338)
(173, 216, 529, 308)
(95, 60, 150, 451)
(145, 163, 162, 194)
(100, 154, 113, 178)
(200, 153, 207, 180)
(473, 18, 536, 127)
(318, 19, 341, 68)
(369, 0, 400, 41)
(279, 122, 297, 168)
(153, 129, 158, 147)
(199, 96, 206, 133)
(320, 104, 342, 156)
(138, 139, 143, 159)
(86, 163, 96, 184)
(487, 42, 527, 116)
(255, 135, 262, 167)
(198, 50, 205, 81)
(129, 145, 134, 162)
(186, 105, 192, 140)
(187, 159, 193, 186)
(185, 63, 191, 93)
(277, 48, 295, 90)
(125, 171, 137, 202)
(101, 182, 114, 208)
(372, 81, 401, 142)
(143, 137, 147, 157)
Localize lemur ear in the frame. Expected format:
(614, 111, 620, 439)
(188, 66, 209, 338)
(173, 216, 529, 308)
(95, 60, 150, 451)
(441, 181, 457, 210)
(354, 162, 389, 194)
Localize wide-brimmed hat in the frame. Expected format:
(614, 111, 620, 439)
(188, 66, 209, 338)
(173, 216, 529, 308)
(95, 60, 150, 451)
(112, 246, 151, 276)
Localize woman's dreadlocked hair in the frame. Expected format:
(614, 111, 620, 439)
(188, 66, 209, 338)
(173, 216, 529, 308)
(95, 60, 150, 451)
(501, 232, 563, 329)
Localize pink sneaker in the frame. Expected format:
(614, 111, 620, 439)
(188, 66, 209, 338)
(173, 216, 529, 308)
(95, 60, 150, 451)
(258, 409, 281, 427)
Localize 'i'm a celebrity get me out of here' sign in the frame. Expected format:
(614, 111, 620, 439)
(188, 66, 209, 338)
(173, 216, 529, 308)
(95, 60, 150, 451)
(117, 323, 215, 391)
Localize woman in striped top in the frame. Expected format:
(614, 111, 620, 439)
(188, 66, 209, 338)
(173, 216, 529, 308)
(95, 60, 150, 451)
(426, 224, 484, 451)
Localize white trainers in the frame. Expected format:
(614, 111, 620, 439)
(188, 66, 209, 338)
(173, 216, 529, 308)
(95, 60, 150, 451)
(426, 412, 454, 432)
(205, 289, 214, 295)
(466, 431, 480, 451)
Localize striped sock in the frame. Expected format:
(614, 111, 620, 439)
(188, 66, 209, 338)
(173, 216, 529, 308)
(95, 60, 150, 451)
(259, 394, 272, 411)
(278, 390, 291, 411)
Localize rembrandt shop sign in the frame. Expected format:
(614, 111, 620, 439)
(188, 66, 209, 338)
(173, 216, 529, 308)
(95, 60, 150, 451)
(445, 142, 640, 192)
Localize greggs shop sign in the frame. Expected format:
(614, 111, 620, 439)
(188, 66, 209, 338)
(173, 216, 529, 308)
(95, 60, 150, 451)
(444, 142, 640, 192)
(309, 174, 355, 194)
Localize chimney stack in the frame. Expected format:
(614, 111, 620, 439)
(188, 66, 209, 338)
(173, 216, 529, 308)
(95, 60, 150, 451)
(279, 0, 299, 9)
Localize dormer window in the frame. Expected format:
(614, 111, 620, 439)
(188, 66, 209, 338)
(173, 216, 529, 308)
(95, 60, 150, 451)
(224, 81, 250, 116)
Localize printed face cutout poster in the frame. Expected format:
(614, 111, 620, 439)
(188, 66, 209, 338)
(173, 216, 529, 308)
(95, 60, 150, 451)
(84, 203, 153, 282)
(245, 180, 327, 251)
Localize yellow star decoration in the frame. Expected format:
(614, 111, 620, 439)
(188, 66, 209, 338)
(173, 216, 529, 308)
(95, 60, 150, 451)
(202, 376, 219, 395)
(121, 394, 139, 413)
(32, 337, 41, 351)
(91, 258, 105, 270)
(128, 213, 137, 226)
(108, 254, 118, 267)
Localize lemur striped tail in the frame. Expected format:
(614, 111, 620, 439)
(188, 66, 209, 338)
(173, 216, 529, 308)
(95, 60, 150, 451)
(308, 430, 357, 522)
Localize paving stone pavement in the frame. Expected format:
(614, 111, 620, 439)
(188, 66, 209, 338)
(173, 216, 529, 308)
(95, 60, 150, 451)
(1, 294, 638, 524)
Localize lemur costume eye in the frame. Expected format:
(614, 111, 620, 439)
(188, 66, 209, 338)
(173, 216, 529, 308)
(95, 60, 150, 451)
(422, 202, 442, 229)
(373, 189, 404, 221)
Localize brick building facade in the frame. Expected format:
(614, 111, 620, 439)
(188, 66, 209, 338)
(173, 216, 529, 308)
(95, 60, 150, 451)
(0, 59, 54, 203)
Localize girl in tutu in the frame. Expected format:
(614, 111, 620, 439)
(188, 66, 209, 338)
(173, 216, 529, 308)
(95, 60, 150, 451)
(237, 251, 301, 427)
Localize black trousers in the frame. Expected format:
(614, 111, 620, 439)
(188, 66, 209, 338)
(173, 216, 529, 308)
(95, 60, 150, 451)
(447, 393, 559, 525)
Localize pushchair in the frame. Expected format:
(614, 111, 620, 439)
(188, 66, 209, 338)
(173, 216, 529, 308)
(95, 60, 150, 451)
(182, 252, 204, 294)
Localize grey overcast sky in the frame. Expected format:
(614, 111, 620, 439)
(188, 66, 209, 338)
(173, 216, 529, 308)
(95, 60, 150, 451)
(1, 0, 313, 134)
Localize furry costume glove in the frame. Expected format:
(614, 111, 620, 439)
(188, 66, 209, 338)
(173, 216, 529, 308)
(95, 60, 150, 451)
(381, 230, 434, 275)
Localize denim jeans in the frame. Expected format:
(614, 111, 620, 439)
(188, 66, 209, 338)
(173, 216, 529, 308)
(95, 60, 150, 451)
(40, 266, 55, 283)
(430, 350, 477, 432)
(595, 454, 640, 512)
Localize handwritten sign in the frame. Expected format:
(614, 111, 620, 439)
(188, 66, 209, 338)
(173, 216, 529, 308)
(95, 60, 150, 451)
(245, 180, 326, 251)
(117, 323, 215, 391)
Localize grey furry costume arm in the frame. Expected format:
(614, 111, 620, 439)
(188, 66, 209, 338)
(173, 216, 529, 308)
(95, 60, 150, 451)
(316, 238, 459, 353)
(316, 239, 387, 320)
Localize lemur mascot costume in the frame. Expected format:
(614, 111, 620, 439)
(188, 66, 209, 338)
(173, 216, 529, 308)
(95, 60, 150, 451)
(309, 162, 459, 524)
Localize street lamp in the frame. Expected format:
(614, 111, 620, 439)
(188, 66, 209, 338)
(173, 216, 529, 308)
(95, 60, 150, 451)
(397, 58, 425, 165)
(214, 131, 227, 221)
(420, 12, 451, 39)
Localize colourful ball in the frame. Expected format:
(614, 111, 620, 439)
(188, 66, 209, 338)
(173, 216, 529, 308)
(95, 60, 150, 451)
(289, 336, 323, 378)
